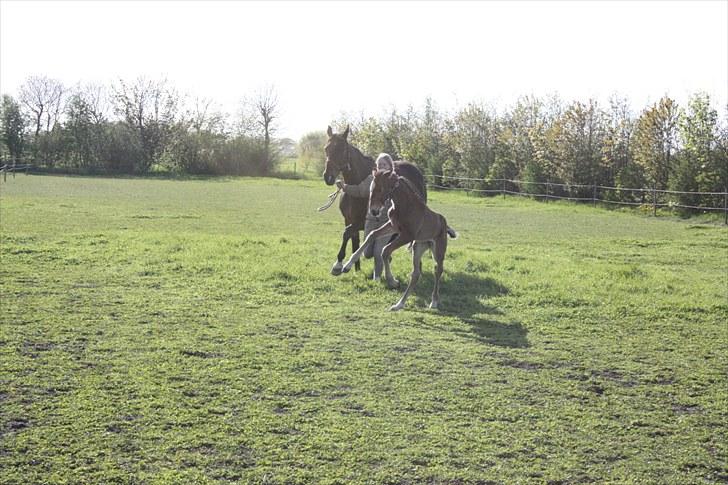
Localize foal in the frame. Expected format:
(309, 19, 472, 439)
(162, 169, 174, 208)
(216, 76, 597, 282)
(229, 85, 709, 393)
(342, 170, 457, 311)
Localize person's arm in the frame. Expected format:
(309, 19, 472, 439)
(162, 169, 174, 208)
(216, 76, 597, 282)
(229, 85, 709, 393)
(338, 175, 372, 198)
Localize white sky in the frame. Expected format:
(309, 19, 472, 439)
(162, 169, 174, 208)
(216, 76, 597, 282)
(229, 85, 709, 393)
(1, 0, 726, 140)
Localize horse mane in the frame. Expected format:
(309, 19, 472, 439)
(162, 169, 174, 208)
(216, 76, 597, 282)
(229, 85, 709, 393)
(393, 160, 427, 202)
(345, 143, 375, 183)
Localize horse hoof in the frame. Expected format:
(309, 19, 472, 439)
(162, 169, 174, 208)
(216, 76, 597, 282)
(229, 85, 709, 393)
(389, 304, 403, 312)
(387, 279, 400, 289)
(331, 262, 343, 276)
(342, 265, 351, 273)
(429, 301, 439, 310)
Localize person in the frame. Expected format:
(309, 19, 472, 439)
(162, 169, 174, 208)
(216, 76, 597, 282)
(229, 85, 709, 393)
(336, 153, 395, 281)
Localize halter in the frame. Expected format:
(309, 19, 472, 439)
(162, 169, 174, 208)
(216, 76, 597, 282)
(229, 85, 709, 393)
(381, 175, 400, 206)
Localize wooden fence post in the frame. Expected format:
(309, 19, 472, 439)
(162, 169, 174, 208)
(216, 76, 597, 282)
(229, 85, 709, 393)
(593, 183, 597, 208)
(724, 190, 727, 225)
(502, 178, 505, 200)
(653, 184, 657, 217)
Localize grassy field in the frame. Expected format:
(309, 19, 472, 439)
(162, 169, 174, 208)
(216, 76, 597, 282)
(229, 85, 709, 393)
(1, 174, 727, 484)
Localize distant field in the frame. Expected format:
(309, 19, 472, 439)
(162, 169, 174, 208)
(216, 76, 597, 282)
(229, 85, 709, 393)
(1, 174, 727, 484)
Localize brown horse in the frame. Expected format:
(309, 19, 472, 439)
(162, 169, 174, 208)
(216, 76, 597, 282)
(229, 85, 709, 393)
(323, 126, 427, 276)
(341, 169, 457, 311)
(323, 125, 373, 274)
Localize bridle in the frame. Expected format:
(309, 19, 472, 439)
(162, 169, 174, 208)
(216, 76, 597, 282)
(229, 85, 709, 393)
(328, 140, 354, 179)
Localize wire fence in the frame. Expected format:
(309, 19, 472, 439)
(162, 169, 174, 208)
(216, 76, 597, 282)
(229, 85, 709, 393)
(4, 156, 726, 223)
(0, 163, 32, 182)
(426, 174, 728, 224)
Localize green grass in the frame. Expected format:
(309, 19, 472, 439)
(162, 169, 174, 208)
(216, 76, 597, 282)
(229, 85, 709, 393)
(1, 174, 727, 484)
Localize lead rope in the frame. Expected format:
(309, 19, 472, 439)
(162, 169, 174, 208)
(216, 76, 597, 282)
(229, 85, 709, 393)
(317, 186, 342, 212)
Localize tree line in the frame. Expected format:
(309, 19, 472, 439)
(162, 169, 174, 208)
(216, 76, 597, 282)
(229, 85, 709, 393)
(2, 76, 726, 210)
(1, 75, 283, 176)
(304, 94, 725, 210)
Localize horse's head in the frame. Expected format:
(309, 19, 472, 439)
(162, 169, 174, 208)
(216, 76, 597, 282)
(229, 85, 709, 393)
(369, 169, 399, 218)
(323, 125, 350, 185)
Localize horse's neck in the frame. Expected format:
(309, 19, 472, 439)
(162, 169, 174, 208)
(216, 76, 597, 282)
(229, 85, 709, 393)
(391, 178, 424, 214)
(342, 146, 372, 185)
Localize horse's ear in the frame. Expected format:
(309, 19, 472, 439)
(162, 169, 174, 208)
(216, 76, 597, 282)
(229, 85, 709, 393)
(343, 125, 350, 140)
(327, 125, 333, 137)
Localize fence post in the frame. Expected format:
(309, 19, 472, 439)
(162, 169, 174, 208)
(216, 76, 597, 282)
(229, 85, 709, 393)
(593, 182, 597, 208)
(502, 178, 505, 200)
(724, 190, 727, 225)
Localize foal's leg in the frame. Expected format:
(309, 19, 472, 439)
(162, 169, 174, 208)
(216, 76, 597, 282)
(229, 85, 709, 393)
(372, 236, 387, 281)
(331, 224, 353, 275)
(390, 241, 428, 311)
(351, 230, 361, 272)
(342, 222, 396, 273)
(429, 233, 448, 309)
(381, 234, 412, 290)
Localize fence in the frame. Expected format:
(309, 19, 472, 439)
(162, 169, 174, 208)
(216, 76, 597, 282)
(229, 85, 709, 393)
(426, 174, 728, 224)
(0, 163, 32, 182)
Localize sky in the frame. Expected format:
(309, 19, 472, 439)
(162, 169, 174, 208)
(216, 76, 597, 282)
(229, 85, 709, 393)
(1, 0, 726, 140)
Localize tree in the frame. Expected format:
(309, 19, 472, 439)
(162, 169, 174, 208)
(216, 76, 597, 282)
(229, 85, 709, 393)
(443, 102, 499, 190)
(551, 99, 605, 193)
(241, 85, 279, 174)
(676, 93, 722, 207)
(64, 84, 109, 169)
(633, 96, 680, 190)
(1, 95, 26, 163)
(112, 77, 180, 172)
(602, 95, 636, 189)
(402, 97, 446, 177)
(297, 131, 327, 173)
(19, 75, 65, 137)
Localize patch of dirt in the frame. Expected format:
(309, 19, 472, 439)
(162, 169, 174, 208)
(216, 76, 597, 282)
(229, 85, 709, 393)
(179, 349, 219, 358)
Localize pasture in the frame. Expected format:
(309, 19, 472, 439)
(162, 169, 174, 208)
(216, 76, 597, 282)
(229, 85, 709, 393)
(1, 175, 726, 484)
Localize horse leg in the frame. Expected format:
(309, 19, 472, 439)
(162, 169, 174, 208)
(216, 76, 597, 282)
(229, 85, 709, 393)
(390, 240, 428, 312)
(342, 222, 396, 273)
(429, 234, 448, 309)
(372, 236, 386, 281)
(351, 230, 361, 272)
(331, 224, 352, 276)
(381, 234, 412, 290)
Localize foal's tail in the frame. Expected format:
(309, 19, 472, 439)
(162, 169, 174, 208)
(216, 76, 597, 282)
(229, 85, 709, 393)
(446, 226, 458, 239)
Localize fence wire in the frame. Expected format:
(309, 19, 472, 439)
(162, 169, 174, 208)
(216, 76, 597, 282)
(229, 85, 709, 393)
(425, 174, 728, 216)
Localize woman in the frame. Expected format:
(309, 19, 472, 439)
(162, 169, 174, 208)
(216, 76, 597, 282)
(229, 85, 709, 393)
(336, 153, 394, 281)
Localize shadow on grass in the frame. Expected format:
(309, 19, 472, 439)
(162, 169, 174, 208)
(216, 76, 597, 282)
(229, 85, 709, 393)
(405, 271, 529, 348)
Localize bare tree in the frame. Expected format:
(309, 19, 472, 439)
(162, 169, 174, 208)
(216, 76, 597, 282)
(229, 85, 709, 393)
(19, 75, 66, 137)
(241, 85, 279, 174)
(187, 96, 224, 134)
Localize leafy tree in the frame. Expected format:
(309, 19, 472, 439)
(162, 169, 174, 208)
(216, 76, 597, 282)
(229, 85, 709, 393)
(112, 77, 180, 172)
(1, 95, 25, 163)
(633, 96, 680, 190)
(444, 102, 498, 190)
(550, 99, 605, 196)
(676, 93, 722, 207)
(297, 131, 327, 173)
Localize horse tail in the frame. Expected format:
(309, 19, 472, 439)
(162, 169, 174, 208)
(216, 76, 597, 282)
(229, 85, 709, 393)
(446, 226, 458, 239)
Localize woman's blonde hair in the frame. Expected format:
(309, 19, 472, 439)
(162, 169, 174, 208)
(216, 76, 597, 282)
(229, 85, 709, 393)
(375, 153, 394, 171)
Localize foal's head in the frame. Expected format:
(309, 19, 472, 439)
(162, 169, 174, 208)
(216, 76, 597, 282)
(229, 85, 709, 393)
(323, 125, 350, 186)
(369, 169, 399, 218)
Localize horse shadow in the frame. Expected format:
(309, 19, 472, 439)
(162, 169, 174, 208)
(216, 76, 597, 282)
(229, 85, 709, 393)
(399, 271, 529, 348)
